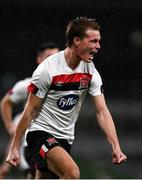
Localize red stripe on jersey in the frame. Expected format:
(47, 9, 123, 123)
(39, 148, 45, 159)
(27, 83, 39, 94)
(52, 73, 92, 84)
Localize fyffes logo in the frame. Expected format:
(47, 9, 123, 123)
(57, 94, 79, 110)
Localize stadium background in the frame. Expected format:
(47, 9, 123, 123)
(0, 0, 142, 178)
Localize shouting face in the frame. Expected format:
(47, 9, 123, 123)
(74, 29, 101, 63)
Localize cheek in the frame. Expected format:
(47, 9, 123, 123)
(78, 44, 90, 53)
(77, 48, 87, 56)
(81, 48, 91, 56)
(77, 49, 90, 59)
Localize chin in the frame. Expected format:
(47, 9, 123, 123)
(87, 60, 92, 63)
(82, 56, 93, 63)
(85, 58, 93, 63)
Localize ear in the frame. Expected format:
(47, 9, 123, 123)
(73, 37, 81, 47)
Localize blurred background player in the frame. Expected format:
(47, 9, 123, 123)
(0, 42, 59, 179)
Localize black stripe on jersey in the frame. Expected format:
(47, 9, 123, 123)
(50, 82, 89, 91)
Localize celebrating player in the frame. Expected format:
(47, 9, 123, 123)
(6, 17, 127, 179)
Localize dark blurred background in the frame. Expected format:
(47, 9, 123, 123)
(0, 0, 142, 178)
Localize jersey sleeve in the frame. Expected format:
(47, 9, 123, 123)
(89, 68, 103, 96)
(28, 62, 51, 99)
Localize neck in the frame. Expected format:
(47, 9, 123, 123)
(64, 47, 81, 70)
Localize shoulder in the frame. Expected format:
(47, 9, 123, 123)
(83, 61, 101, 76)
(42, 51, 62, 65)
(12, 77, 32, 92)
(16, 77, 31, 87)
(85, 62, 102, 83)
(33, 51, 63, 76)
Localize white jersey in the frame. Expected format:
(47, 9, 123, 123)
(28, 51, 102, 144)
(9, 77, 32, 104)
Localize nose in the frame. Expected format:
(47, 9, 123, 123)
(96, 42, 101, 49)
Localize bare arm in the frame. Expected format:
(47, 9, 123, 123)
(92, 94, 127, 164)
(0, 94, 15, 135)
(6, 92, 43, 166)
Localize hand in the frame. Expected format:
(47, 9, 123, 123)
(112, 149, 127, 164)
(6, 148, 20, 167)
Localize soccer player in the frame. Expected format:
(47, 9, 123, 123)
(0, 42, 59, 179)
(6, 17, 127, 179)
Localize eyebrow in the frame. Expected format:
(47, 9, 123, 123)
(90, 39, 100, 42)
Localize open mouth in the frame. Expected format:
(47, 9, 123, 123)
(89, 49, 98, 55)
(89, 51, 96, 59)
(89, 51, 94, 56)
(88, 51, 95, 61)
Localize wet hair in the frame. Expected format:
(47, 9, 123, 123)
(37, 42, 59, 55)
(66, 17, 100, 47)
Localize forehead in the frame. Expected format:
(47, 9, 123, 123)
(85, 29, 101, 40)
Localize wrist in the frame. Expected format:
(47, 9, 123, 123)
(108, 137, 121, 151)
(10, 139, 19, 150)
(112, 144, 121, 152)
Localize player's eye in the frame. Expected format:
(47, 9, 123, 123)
(91, 39, 98, 43)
